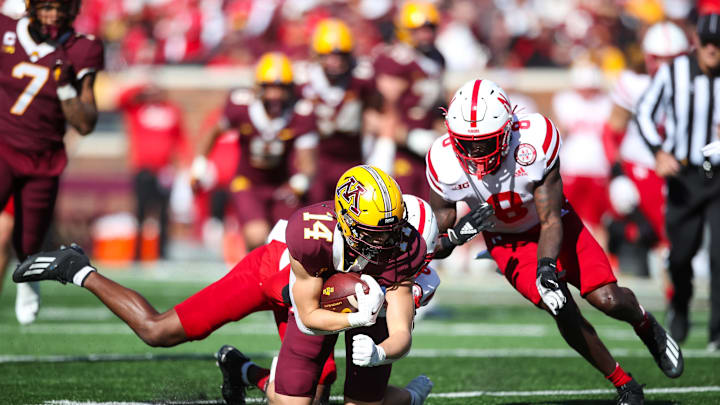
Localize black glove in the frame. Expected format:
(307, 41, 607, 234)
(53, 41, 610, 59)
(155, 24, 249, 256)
(447, 202, 494, 245)
(536, 258, 561, 290)
(536, 257, 566, 315)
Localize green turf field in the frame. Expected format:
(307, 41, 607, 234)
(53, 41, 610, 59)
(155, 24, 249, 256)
(1, 265, 719, 404)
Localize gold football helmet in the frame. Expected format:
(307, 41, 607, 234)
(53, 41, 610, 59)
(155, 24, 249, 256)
(255, 52, 294, 86)
(335, 165, 407, 263)
(396, 1, 439, 44)
(312, 18, 354, 55)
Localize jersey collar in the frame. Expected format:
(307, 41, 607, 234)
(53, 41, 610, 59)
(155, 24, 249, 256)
(16, 17, 56, 62)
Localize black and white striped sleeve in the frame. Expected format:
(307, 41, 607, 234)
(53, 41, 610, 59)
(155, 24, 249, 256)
(636, 62, 672, 152)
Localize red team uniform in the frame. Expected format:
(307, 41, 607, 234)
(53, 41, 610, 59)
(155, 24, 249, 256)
(374, 42, 445, 201)
(0, 14, 103, 258)
(276, 201, 427, 401)
(219, 88, 318, 225)
(426, 113, 617, 305)
(300, 60, 381, 202)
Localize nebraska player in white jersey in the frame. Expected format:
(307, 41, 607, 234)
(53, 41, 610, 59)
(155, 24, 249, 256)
(603, 22, 690, 251)
(426, 79, 683, 405)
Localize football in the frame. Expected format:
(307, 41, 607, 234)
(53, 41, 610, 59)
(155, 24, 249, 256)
(320, 272, 369, 313)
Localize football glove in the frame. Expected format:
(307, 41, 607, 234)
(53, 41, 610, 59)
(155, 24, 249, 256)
(351, 334, 390, 367)
(536, 258, 566, 316)
(347, 275, 385, 328)
(447, 202, 494, 245)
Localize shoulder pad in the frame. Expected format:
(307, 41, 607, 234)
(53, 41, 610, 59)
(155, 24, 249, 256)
(229, 89, 254, 106)
(515, 113, 561, 171)
(427, 135, 464, 185)
(294, 99, 314, 116)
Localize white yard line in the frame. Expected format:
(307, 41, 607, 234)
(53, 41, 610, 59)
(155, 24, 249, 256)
(3, 321, 658, 341)
(5, 348, 719, 364)
(41, 386, 720, 404)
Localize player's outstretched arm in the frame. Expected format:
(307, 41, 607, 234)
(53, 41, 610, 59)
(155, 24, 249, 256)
(533, 162, 567, 315)
(14, 245, 188, 347)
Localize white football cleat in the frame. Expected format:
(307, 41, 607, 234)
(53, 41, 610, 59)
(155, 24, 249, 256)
(405, 374, 433, 405)
(15, 281, 40, 325)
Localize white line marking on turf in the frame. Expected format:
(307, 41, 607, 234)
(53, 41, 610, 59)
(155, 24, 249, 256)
(6, 348, 719, 364)
(3, 321, 654, 340)
(41, 386, 720, 404)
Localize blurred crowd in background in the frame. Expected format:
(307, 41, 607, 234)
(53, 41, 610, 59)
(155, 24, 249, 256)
(0, 0, 701, 72)
(0, 0, 713, 282)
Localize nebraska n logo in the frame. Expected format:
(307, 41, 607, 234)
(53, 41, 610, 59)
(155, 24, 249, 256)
(336, 176, 366, 216)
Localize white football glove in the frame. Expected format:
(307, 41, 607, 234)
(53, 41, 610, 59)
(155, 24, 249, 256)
(703, 141, 720, 157)
(352, 334, 388, 367)
(536, 260, 566, 316)
(609, 175, 639, 215)
(347, 274, 385, 328)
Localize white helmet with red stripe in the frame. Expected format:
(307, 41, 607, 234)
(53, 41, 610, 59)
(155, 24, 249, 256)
(445, 79, 512, 178)
(642, 21, 689, 75)
(403, 194, 438, 253)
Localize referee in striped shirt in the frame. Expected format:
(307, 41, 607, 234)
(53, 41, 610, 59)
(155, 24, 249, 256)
(636, 13, 720, 351)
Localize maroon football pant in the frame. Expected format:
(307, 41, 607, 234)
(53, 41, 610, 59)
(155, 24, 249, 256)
(275, 314, 391, 401)
(0, 143, 66, 260)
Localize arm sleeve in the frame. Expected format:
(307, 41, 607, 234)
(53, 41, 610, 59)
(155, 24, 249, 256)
(636, 63, 671, 152)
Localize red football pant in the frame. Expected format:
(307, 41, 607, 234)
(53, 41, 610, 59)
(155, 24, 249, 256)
(174, 241, 337, 385)
(484, 208, 617, 306)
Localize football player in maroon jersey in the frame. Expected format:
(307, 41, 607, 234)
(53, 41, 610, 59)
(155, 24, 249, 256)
(191, 52, 318, 252)
(370, 1, 445, 201)
(0, 0, 103, 324)
(300, 18, 383, 203)
(13, 168, 436, 405)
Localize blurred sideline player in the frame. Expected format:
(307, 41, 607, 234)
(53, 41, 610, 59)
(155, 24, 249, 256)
(369, 1, 445, 201)
(13, 188, 439, 405)
(264, 165, 432, 405)
(602, 22, 689, 277)
(551, 62, 612, 243)
(191, 52, 318, 251)
(299, 18, 384, 203)
(426, 79, 683, 405)
(0, 0, 103, 324)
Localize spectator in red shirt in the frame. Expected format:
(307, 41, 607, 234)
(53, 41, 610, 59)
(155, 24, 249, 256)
(116, 83, 190, 260)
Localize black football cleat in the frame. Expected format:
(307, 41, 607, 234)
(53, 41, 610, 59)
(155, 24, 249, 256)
(216, 345, 251, 405)
(637, 312, 684, 378)
(616, 376, 644, 405)
(13, 244, 95, 286)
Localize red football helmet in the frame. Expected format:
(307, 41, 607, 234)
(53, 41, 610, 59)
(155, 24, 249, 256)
(445, 79, 513, 178)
